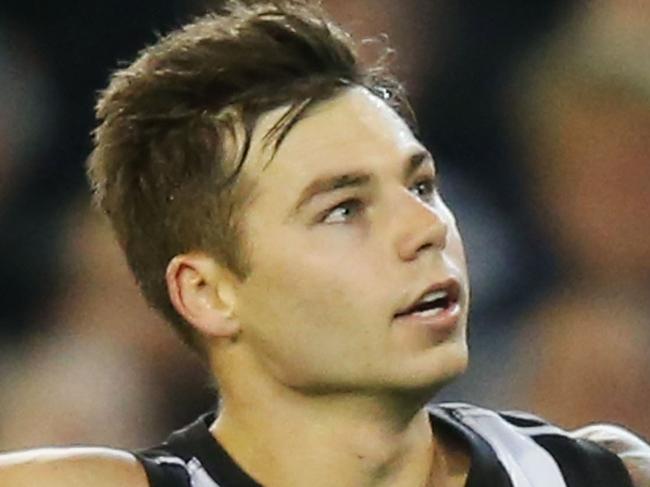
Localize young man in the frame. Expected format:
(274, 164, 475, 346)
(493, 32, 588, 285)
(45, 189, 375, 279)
(1, 1, 649, 486)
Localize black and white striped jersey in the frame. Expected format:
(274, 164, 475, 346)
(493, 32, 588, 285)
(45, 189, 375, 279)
(133, 402, 636, 487)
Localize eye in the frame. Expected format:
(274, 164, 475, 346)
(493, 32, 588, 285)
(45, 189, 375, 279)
(410, 177, 437, 202)
(320, 199, 364, 224)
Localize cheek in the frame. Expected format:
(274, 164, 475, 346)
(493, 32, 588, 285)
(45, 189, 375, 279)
(249, 222, 376, 312)
(236, 231, 390, 377)
(448, 225, 467, 269)
(239, 241, 371, 341)
(237, 267, 374, 386)
(440, 206, 468, 273)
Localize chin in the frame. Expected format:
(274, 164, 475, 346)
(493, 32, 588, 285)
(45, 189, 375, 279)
(394, 341, 469, 396)
(283, 341, 469, 399)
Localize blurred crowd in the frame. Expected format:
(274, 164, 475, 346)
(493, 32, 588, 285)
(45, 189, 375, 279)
(1, 0, 648, 450)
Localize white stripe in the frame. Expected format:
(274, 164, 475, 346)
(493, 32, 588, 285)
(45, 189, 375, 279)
(187, 457, 223, 487)
(445, 405, 567, 487)
(496, 410, 571, 438)
(513, 424, 568, 438)
(152, 454, 223, 487)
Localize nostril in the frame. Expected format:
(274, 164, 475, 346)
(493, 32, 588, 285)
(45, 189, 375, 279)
(417, 242, 435, 253)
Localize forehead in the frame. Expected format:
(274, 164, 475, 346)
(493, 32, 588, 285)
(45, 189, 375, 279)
(242, 87, 422, 193)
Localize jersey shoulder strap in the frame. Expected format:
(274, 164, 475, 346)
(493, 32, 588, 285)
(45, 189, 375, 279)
(134, 447, 193, 487)
(132, 412, 230, 487)
(435, 402, 634, 487)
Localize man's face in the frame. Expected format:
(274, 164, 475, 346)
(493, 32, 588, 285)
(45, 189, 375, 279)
(232, 87, 469, 395)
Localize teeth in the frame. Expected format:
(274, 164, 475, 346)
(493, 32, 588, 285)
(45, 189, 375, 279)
(418, 290, 447, 304)
(395, 288, 452, 318)
(412, 307, 444, 318)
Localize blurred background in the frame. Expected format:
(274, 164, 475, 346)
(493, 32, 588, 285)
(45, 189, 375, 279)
(1, 0, 648, 450)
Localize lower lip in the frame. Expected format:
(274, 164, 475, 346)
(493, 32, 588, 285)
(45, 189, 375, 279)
(393, 302, 462, 333)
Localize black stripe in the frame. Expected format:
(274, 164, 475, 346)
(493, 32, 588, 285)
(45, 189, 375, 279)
(533, 435, 634, 487)
(497, 411, 547, 429)
(166, 412, 262, 487)
(133, 450, 191, 487)
(429, 406, 513, 487)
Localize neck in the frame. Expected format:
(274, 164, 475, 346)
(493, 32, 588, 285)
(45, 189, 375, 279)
(211, 365, 457, 487)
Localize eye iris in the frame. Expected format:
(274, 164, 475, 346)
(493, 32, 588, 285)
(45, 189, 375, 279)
(414, 180, 434, 199)
(324, 200, 359, 223)
(340, 201, 358, 215)
(334, 206, 350, 218)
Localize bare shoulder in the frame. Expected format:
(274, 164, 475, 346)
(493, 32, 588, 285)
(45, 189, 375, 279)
(0, 446, 149, 487)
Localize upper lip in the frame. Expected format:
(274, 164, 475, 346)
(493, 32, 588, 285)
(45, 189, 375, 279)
(394, 278, 461, 317)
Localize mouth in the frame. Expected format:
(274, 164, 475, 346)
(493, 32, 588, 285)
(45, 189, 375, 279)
(393, 278, 462, 330)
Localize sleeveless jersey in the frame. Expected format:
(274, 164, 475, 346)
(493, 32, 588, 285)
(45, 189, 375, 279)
(133, 402, 634, 487)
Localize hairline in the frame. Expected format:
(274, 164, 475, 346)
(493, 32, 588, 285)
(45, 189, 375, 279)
(228, 84, 410, 222)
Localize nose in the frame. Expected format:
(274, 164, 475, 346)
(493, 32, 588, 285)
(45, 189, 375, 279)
(395, 195, 449, 262)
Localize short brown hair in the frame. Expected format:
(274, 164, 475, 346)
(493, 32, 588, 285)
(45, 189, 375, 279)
(87, 0, 413, 353)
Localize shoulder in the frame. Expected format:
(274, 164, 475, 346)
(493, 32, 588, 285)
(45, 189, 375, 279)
(572, 423, 650, 487)
(0, 446, 149, 487)
(431, 402, 648, 486)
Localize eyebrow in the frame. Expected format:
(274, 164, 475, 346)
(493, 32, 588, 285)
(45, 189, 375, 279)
(292, 150, 433, 213)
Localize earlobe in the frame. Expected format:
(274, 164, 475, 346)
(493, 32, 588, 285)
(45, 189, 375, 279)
(166, 253, 240, 338)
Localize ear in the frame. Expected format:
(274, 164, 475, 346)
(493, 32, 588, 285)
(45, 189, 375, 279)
(165, 252, 240, 338)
